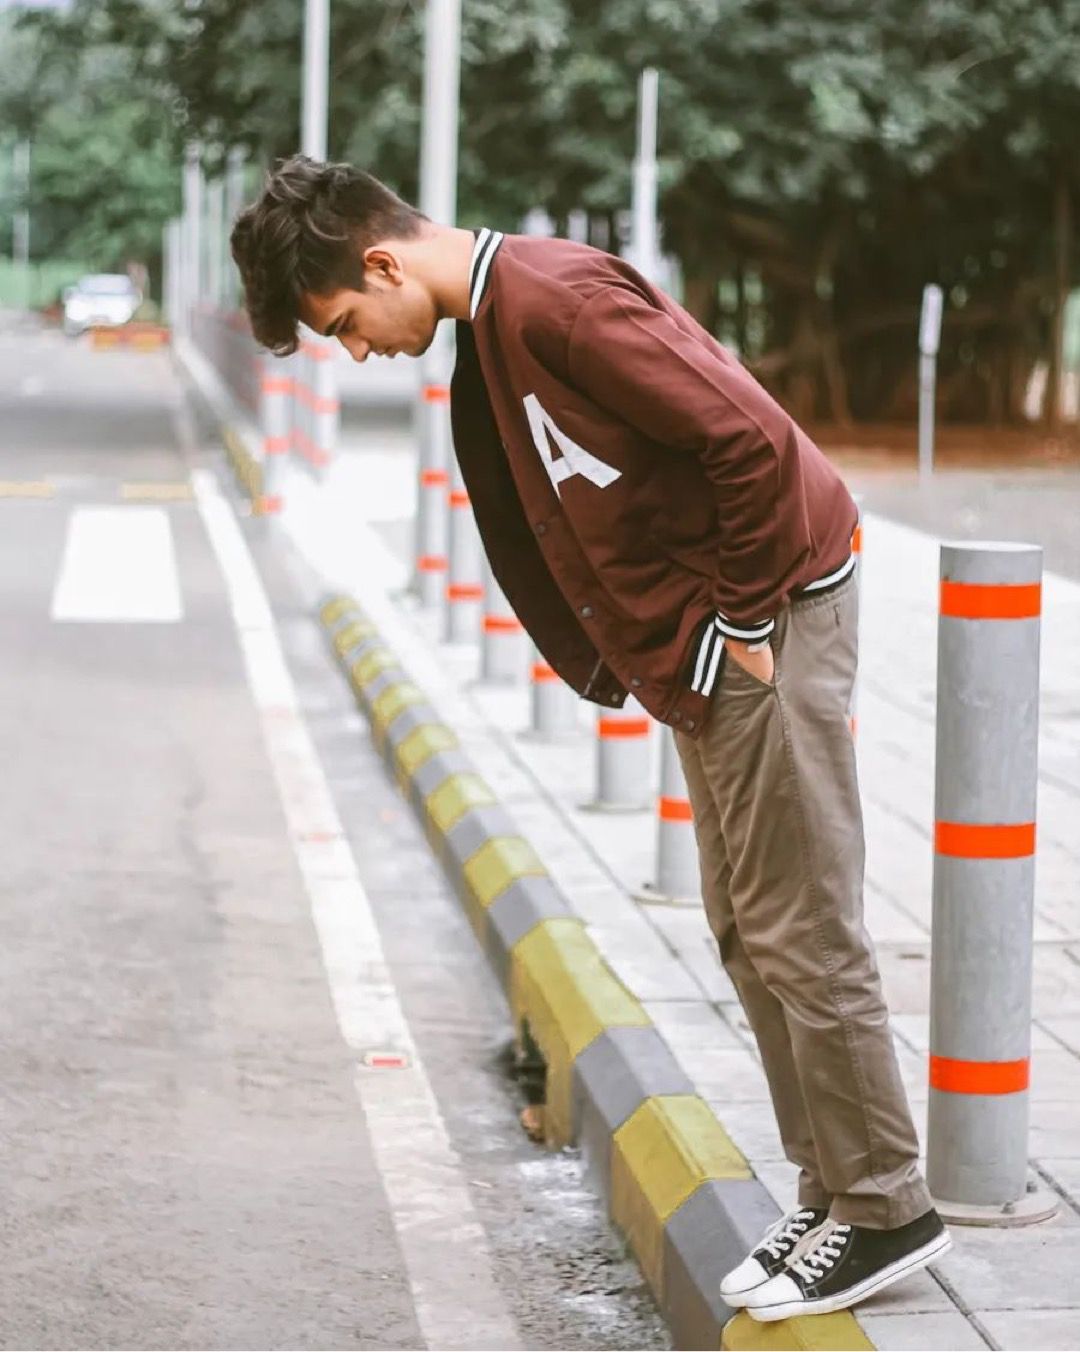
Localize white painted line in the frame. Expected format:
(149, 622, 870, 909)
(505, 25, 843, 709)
(190, 467, 520, 1352)
(50, 506, 183, 623)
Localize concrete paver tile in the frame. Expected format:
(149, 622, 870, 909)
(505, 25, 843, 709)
(749, 1159, 799, 1211)
(668, 1046, 772, 1103)
(976, 1308, 1080, 1349)
(1029, 1102, 1080, 1158)
(856, 1311, 989, 1351)
(857, 1268, 956, 1315)
(707, 1102, 787, 1164)
(1034, 952, 1080, 1017)
(1036, 1158, 1080, 1206)
(1040, 1016, 1080, 1055)
(641, 999, 745, 1052)
(585, 924, 703, 1001)
(935, 1225, 1080, 1309)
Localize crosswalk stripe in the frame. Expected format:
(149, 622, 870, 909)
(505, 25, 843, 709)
(50, 506, 183, 623)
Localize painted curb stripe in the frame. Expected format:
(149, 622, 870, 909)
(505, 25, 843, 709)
(463, 835, 547, 909)
(333, 619, 377, 654)
(611, 1096, 750, 1299)
(370, 681, 426, 733)
(394, 723, 459, 777)
(940, 580, 1041, 620)
(350, 647, 398, 687)
(722, 1310, 874, 1350)
(929, 1054, 1030, 1095)
(314, 593, 876, 1352)
(935, 820, 1036, 858)
(510, 918, 650, 1146)
(426, 773, 498, 835)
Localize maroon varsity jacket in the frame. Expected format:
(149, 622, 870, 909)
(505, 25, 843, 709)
(449, 229, 858, 738)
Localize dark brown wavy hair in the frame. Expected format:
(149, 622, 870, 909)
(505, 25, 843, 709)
(230, 155, 427, 356)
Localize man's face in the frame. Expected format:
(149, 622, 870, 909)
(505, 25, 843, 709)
(300, 246, 438, 362)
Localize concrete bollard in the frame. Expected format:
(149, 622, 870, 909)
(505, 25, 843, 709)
(480, 555, 527, 683)
(526, 643, 579, 741)
(256, 351, 291, 514)
(444, 451, 484, 643)
(635, 728, 699, 903)
(416, 382, 450, 611)
(294, 336, 338, 474)
(291, 342, 313, 467)
(927, 541, 1057, 1225)
(585, 697, 652, 812)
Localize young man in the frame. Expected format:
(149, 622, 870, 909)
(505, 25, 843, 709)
(231, 155, 950, 1321)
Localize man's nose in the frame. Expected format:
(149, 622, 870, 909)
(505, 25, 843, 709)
(340, 335, 371, 362)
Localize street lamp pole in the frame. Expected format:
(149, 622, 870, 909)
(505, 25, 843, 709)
(302, 0, 330, 160)
(630, 68, 660, 284)
(413, 0, 463, 609)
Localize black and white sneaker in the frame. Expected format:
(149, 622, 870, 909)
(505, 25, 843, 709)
(719, 1207, 828, 1308)
(745, 1209, 951, 1322)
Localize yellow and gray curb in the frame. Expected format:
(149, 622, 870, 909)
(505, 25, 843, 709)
(319, 593, 873, 1352)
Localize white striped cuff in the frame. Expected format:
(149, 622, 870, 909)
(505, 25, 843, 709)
(714, 612, 776, 643)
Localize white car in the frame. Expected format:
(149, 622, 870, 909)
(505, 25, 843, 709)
(62, 274, 142, 337)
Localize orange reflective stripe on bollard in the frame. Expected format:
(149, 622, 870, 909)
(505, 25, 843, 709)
(934, 821, 1036, 859)
(929, 1055, 1030, 1096)
(940, 580, 1042, 620)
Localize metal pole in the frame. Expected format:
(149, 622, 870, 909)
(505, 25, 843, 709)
(206, 174, 225, 310)
(224, 147, 247, 310)
(630, 69, 660, 283)
(918, 283, 943, 479)
(413, 0, 462, 608)
(302, 0, 329, 161)
(182, 143, 203, 339)
(927, 541, 1057, 1225)
(13, 139, 31, 311)
(444, 449, 483, 642)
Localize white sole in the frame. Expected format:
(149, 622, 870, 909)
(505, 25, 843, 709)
(748, 1231, 953, 1322)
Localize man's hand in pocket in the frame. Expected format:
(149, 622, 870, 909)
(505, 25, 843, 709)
(724, 638, 775, 686)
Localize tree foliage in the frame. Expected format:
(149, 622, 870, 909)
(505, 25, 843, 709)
(5, 0, 1078, 424)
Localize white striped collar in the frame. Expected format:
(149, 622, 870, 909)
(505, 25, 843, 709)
(469, 228, 504, 319)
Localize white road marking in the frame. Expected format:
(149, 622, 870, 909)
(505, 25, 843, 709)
(50, 505, 183, 623)
(190, 467, 520, 1352)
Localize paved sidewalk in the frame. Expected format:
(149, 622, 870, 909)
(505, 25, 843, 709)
(281, 418, 1080, 1352)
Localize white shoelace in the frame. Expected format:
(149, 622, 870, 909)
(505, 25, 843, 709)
(759, 1208, 821, 1262)
(790, 1222, 852, 1282)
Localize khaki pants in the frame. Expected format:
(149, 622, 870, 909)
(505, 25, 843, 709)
(675, 574, 931, 1229)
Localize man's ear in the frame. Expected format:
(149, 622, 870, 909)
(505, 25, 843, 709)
(363, 246, 403, 286)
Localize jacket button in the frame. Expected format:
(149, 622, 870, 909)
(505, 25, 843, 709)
(610, 693, 620, 704)
(535, 522, 547, 536)
(630, 677, 643, 688)
(685, 719, 696, 732)
(580, 605, 594, 618)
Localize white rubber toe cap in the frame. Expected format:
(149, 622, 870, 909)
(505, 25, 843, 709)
(719, 1254, 770, 1303)
(743, 1270, 802, 1319)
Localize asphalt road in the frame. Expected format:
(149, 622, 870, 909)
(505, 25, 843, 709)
(0, 314, 669, 1352)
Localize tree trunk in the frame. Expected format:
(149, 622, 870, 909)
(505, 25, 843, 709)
(681, 262, 720, 332)
(1044, 169, 1072, 430)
